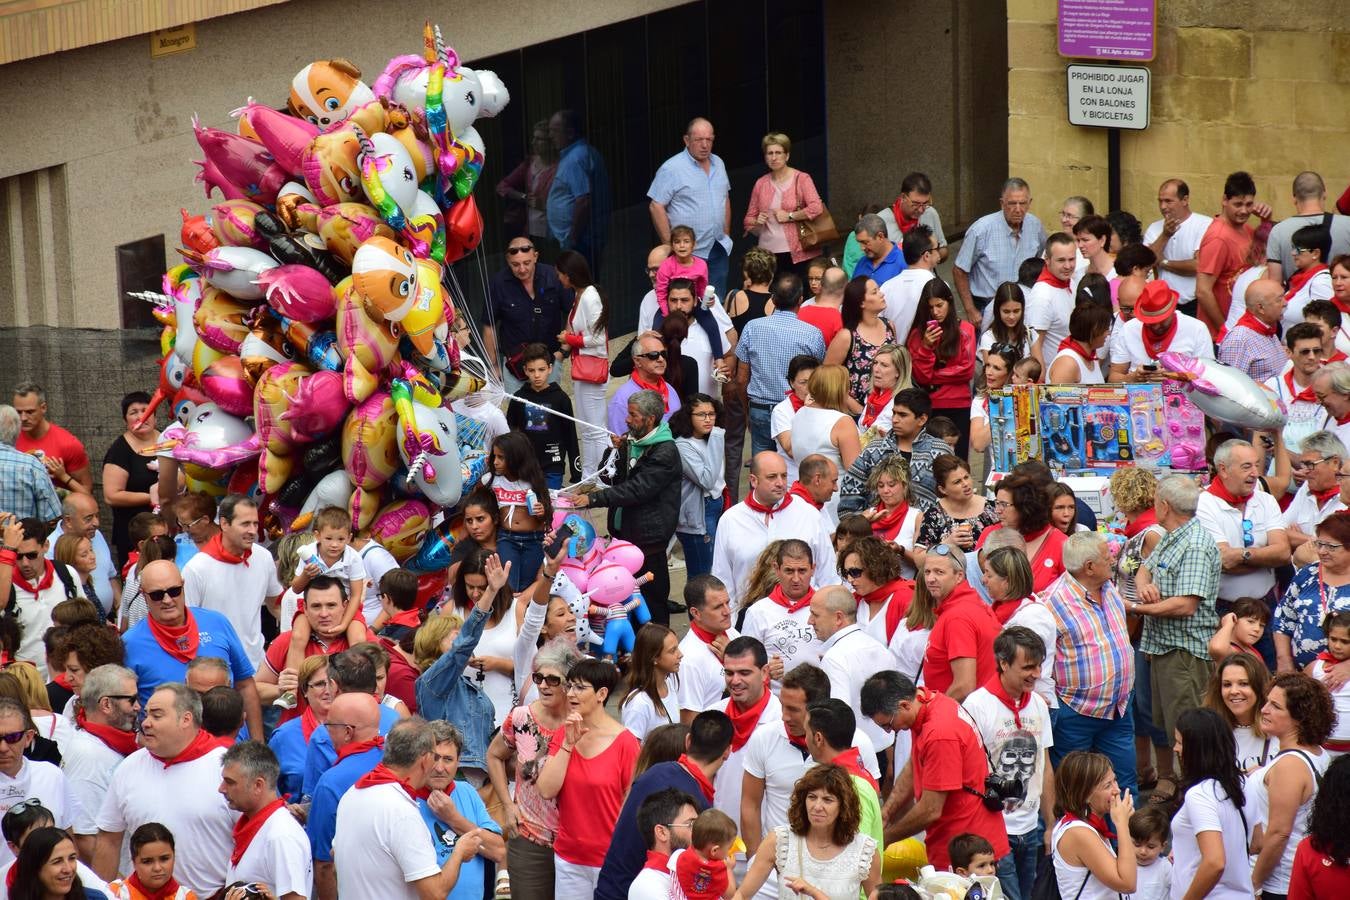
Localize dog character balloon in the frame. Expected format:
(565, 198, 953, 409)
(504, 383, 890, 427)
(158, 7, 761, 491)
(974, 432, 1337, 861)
(288, 59, 375, 130)
(352, 236, 420, 324)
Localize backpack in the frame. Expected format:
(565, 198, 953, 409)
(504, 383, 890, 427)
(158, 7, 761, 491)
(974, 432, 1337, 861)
(5, 560, 81, 630)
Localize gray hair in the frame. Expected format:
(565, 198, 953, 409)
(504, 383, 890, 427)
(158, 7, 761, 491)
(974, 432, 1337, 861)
(185, 656, 231, 678)
(854, 214, 886, 239)
(534, 637, 584, 676)
(153, 682, 202, 726)
(628, 390, 665, 422)
(980, 526, 1027, 557)
(61, 493, 92, 519)
(817, 584, 857, 621)
(0, 697, 29, 727)
(1062, 531, 1107, 574)
(631, 335, 663, 359)
(384, 716, 435, 768)
(428, 720, 465, 753)
(1214, 439, 1253, 468)
(1063, 196, 1094, 217)
(12, 382, 44, 403)
(928, 542, 967, 574)
(1301, 430, 1347, 460)
(1002, 177, 1031, 196)
(221, 741, 280, 791)
(0, 407, 17, 445)
(1155, 474, 1200, 517)
(81, 664, 137, 707)
(1315, 363, 1350, 396)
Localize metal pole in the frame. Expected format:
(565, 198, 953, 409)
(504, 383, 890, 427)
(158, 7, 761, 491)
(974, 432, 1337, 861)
(1108, 127, 1121, 212)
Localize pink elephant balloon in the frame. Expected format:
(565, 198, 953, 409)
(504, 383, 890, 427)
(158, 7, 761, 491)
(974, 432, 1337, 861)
(600, 539, 645, 575)
(587, 562, 637, 607)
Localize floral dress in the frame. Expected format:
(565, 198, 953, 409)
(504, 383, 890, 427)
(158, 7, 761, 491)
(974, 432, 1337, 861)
(501, 703, 562, 846)
(1276, 562, 1350, 669)
(916, 498, 1001, 544)
(843, 320, 897, 405)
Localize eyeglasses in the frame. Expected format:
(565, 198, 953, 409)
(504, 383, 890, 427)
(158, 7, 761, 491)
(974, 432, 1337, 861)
(931, 544, 956, 557)
(531, 672, 563, 687)
(507, 245, 535, 256)
(1314, 540, 1345, 551)
(636, 351, 668, 361)
(179, 515, 208, 530)
(1293, 456, 1334, 470)
(1293, 347, 1322, 357)
(102, 695, 138, 704)
(1241, 518, 1254, 548)
(993, 500, 1013, 511)
(691, 410, 717, 418)
(15, 551, 40, 561)
(304, 678, 331, 693)
(842, 567, 865, 579)
(323, 722, 354, 731)
(664, 820, 696, 829)
(0, 730, 31, 746)
(143, 585, 184, 603)
(565, 681, 594, 694)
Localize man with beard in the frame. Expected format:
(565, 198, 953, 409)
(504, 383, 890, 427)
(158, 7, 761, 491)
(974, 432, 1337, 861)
(625, 789, 700, 900)
(64, 664, 140, 862)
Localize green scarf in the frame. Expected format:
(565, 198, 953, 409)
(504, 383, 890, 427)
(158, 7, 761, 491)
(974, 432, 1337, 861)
(628, 421, 673, 463)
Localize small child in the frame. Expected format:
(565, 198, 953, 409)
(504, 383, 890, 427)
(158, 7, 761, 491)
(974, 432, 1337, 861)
(1309, 610, 1350, 756)
(670, 808, 737, 900)
(504, 342, 579, 491)
(1209, 597, 1269, 662)
(1127, 805, 1173, 900)
(279, 507, 368, 707)
(483, 431, 553, 591)
(1011, 356, 1043, 385)
(925, 416, 961, 453)
(655, 225, 709, 315)
(833, 513, 873, 557)
(108, 822, 200, 899)
(948, 832, 996, 878)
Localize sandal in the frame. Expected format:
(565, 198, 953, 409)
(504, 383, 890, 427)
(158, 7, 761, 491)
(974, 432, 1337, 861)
(1136, 766, 1158, 791)
(494, 870, 511, 899)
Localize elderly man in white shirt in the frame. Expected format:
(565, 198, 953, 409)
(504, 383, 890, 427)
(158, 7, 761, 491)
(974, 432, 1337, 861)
(1283, 431, 1349, 564)
(809, 585, 898, 761)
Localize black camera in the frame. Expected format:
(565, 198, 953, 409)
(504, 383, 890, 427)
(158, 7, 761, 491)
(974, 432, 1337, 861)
(968, 773, 1026, 812)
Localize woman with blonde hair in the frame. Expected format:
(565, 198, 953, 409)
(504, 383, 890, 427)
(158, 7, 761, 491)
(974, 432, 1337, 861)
(862, 456, 923, 577)
(6, 661, 73, 759)
(791, 365, 861, 521)
(743, 132, 825, 277)
(856, 343, 912, 443)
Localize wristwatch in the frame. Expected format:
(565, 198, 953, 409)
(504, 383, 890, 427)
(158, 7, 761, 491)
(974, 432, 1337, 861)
(1241, 549, 1252, 562)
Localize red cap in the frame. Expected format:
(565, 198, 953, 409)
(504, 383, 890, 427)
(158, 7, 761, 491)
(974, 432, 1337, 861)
(1134, 280, 1179, 325)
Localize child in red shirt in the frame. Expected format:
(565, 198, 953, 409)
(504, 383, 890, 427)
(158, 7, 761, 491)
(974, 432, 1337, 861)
(670, 808, 737, 900)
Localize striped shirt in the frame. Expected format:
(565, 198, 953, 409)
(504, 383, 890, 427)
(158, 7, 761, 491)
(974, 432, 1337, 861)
(0, 442, 61, 522)
(1140, 517, 1222, 660)
(734, 311, 826, 406)
(953, 210, 1048, 298)
(1043, 572, 1134, 719)
(647, 150, 732, 258)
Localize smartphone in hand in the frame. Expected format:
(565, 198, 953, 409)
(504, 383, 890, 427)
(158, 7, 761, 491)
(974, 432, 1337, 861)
(545, 523, 576, 558)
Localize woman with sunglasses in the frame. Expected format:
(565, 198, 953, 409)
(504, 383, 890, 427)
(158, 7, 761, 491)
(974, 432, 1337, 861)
(486, 637, 583, 900)
(838, 537, 914, 667)
(1275, 511, 1350, 671)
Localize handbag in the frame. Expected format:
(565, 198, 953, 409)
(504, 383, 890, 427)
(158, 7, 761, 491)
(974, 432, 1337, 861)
(794, 172, 839, 249)
(570, 351, 608, 384)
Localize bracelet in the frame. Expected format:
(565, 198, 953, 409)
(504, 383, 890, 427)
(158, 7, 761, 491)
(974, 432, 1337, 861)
(559, 744, 573, 754)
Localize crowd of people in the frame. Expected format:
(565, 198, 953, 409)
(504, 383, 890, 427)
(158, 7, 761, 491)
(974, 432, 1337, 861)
(2, 115, 1350, 900)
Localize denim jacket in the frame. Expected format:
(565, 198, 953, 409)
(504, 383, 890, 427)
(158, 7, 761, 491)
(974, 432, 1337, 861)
(415, 606, 495, 770)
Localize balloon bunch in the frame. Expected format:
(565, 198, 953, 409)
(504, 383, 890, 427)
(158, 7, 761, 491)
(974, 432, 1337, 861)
(546, 513, 653, 661)
(136, 23, 509, 578)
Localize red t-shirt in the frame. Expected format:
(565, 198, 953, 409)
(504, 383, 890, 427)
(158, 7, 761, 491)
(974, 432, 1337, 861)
(1290, 837, 1350, 899)
(16, 423, 89, 484)
(911, 692, 1010, 868)
(977, 525, 1066, 591)
(923, 584, 1001, 694)
(549, 727, 640, 866)
(381, 638, 419, 713)
(262, 627, 376, 723)
(797, 304, 843, 346)
(1197, 217, 1254, 326)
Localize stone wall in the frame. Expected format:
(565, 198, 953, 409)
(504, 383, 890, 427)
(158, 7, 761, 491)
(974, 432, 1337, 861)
(1008, 0, 1350, 230)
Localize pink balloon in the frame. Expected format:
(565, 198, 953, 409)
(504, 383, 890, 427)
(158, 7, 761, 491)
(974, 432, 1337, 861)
(559, 558, 590, 593)
(194, 157, 250, 201)
(588, 562, 636, 607)
(200, 355, 254, 416)
(236, 102, 319, 176)
(279, 369, 348, 444)
(257, 265, 338, 322)
(601, 539, 645, 575)
(193, 117, 289, 203)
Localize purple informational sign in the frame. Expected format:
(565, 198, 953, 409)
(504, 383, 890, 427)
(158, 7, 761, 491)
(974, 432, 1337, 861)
(1058, 0, 1156, 61)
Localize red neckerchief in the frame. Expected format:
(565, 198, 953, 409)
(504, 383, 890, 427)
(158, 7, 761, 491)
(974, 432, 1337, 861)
(1141, 316, 1180, 359)
(336, 734, 385, 762)
(1335, 293, 1350, 315)
(201, 531, 251, 564)
(1231, 640, 1260, 658)
(12, 559, 54, 594)
(891, 199, 920, 235)
(688, 620, 721, 646)
(991, 597, 1026, 626)
(785, 389, 805, 413)
(121, 551, 140, 581)
(1206, 478, 1250, 512)
(1123, 508, 1158, 538)
(678, 753, 716, 802)
(52, 671, 72, 691)
(76, 707, 139, 756)
(630, 372, 671, 413)
(387, 607, 422, 628)
(858, 578, 914, 644)
(982, 675, 1032, 730)
(862, 387, 894, 427)
(768, 583, 813, 614)
(784, 723, 809, 753)
(1315, 484, 1342, 506)
(744, 492, 792, 521)
(830, 747, 880, 794)
(1327, 350, 1349, 363)
(787, 482, 822, 509)
(1317, 651, 1345, 666)
(125, 873, 183, 900)
(1285, 369, 1318, 405)
(870, 501, 911, 542)
(1057, 336, 1097, 363)
(230, 796, 286, 865)
(300, 706, 320, 741)
(1287, 264, 1329, 301)
(1021, 524, 1053, 543)
(1064, 810, 1117, 843)
(726, 687, 772, 751)
(151, 728, 216, 769)
(1236, 311, 1278, 337)
(354, 761, 427, 798)
(147, 609, 200, 663)
(1037, 268, 1070, 290)
(643, 850, 671, 873)
(1338, 410, 1350, 427)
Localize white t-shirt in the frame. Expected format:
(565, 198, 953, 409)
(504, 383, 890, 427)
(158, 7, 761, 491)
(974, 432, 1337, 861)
(62, 728, 124, 836)
(1310, 658, 1350, 745)
(740, 598, 820, 679)
(1283, 269, 1333, 329)
(978, 328, 1034, 362)
(1280, 482, 1347, 537)
(1026, 281, 1074, 359)
(295, 542, 367, 588)
(0, 759, 78, 866)
(1005, 600, 1060, 709)
(1234, 725, 1273, 773)
(879, 268, 935, 341)
(227, 805, 312, 897)
(1195, 490, 1284, 599)
(770, 397, 800, 484)
(97, 746, 237, 895)
(677, 628, 739, 714)
(959, 685, 1054, 836)
(627, 860, 673, 899)
(620, 675, 681, 741)
(711, 500, 838, 611)
(970, 394, 988, 424)
(819, 625, 899, 750)
(1143, 213, 1212, 301)
(1115, 315, 1215, 370)
(1169, 779, 1252, 900)
(183, 543, 284, 667)
(333, 782, 441, 900)
(713, 693, 783, 826)
(1265, 371, 1332, 454)
(11, 563, 83, 677)
(1224, 265, 1266, 335)
(358, 540, 401, 622)
(1126, 856, 1171, 900)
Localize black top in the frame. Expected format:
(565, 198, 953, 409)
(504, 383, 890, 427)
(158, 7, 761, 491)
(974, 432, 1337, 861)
(102, 434, 158, 563)
(487, 263, 572, 358)
(505, 383, 580, 477)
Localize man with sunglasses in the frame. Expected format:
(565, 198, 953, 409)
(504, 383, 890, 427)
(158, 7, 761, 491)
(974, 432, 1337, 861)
(1265, 324, 1334, 463)
(122, 559, 262, 741)
(6, 518, 83, 677)
(0, 696, 77, 868)
(308, 691, 383, 900)
(1195, 440, 1290, 669)
(483, 237, 569, 393)
(606, 334, 682, 436)
(64, 663, 139, 863)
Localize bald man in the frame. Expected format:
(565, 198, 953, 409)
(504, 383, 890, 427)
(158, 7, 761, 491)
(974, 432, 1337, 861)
(1218, 278, 1289, 384)
(809, 586, 898, 753)
(711, 452, 838, 612)
(122, 560, 262, 738)
(47, 491, 119, 612)
(309, 692, 383, 900)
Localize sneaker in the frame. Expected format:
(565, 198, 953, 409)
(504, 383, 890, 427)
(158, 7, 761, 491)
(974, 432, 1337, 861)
(273, 691, 298, 710)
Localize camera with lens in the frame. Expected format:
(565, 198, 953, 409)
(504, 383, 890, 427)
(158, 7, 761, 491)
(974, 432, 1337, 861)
(969, 773, 1026, 812)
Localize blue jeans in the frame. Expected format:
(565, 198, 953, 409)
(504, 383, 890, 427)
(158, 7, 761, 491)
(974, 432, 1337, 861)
(705, 242, 729, 299)
(497, 530, 545, 591)
(676, 495, 723, 578)
(1051, 698, 1138, 797)
(1006, 821, 1045, 900)
(996, 852, 1022, 900)
(1133, 649, 1170, 747)
(748, 403, 775, 455)
(545, 470, 563, 490)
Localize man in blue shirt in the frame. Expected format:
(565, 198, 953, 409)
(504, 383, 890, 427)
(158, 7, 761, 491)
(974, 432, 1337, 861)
(122, 559, 262, 738)
(648, 117, 733, 295)
(953, 177, 1048, 324)
(308, 691, 384, 900)
(547, 109, 610, 273)
(0, 405, 60, 523)
(594, 711, 733, 900)
(301, 649, 401, 798)
(483, 237, 571, 394)
(852, 213, 907, 286)
(418, 720, 504, 900)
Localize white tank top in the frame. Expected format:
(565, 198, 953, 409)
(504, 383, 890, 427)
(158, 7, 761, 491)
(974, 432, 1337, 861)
(466, 598, 521, 726)
(1051, 818, 1119, 900)
(1050, 348, 1104, 384)
(1251, 747, 1331, 892)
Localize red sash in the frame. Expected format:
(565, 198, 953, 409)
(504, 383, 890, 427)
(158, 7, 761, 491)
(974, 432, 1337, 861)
(1063, 810, 1116, 843)
(147, 608, 200, 663)
(861, 388, 894, 428)
(1057, 337, 1097, 364)
(785, 723, 809, 753)
(1284, 369, 1318, 405)
(858, 579, 914, 645)
(1286, 264, 1329, 301)
(230, 796, 286, 866)
(891, 199, 920, 235)
(767, 583, 812, 614)
(1315, 485, 1342, 506)
(787, 482, 821, 509)
(785, 389, 805, 413)
(125, 873, 184, 900)
(643, 850, 671, 873)
(76, 707, 139, 756)
(678, 753, 716, 802)
(830, 747, 880, 794)
(300, 706, 321, 741)
(12, 560, 54, 594)
(630, 372, 672, 413)
(150, 728, 216, 769)
(1206, 478, 1249, 512)
(336, 734, 385, 762)
(982, 675, 1032, 730)
(726, 688, 771, 751)
(1236, 311, 1278, 337)
(688, 620, 721, 646)
(1123, 508, 1158, 538)
(354, 761, 427, 798)
(1037, 269, 1070, 290)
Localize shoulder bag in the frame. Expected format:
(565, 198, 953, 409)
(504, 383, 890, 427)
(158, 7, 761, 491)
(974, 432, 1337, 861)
(794, 172, 839, 249)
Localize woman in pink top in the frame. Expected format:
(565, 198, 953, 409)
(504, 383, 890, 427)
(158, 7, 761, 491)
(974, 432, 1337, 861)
(743, 132, 824, 278)
(535, 658, 640, 896)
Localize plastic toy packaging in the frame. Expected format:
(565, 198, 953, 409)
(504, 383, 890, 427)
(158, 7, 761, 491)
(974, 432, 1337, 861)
(1162, 381, 1206, 470)
(1083, 386, 1133, 468)
(915, 865, 1005, 900)
(1127, 383, 1169, 467)
(1039, 385, 1087, 472)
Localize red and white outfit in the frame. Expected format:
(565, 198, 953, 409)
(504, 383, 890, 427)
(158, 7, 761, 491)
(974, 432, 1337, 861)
(1282, 263, 1333, 329)
(1265, 368, 1331, 453)
(869, 502, 923, 578)
(711, 494, 838, 612)
(626, 850, 674, 899)
(10, 560, 83, 677)
(0, 758, 78, 866)
(818, 624, 899, 753)
(65, 712, 138, 861)
(566, 283, 609, 478)
(959, 678, 1054, 840)
(227, 797, 312, 897)
(677, 624, 741, 714)
(1050, 337, 1104, 384)
(1116, 315, 1215, 371)
(712, 691, 782, 825)
(549, 729, 641, 894)
(1195, 484, 1284, 601)
(740, 587, 820, 679)
(182, 535, 283, 668)
(333, 769, 439, 900)
(1310, 652, 1350, 756)
(1280, 483, 1347, 541)
(1026, 270, 1074, 357)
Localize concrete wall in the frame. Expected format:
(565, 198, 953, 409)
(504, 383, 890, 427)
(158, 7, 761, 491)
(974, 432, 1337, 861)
(1008, 0, 1350, 230)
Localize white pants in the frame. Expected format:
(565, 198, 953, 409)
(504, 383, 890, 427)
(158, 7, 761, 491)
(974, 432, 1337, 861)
(573, 379, 609, 478)
(554, 857, 600, 897)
